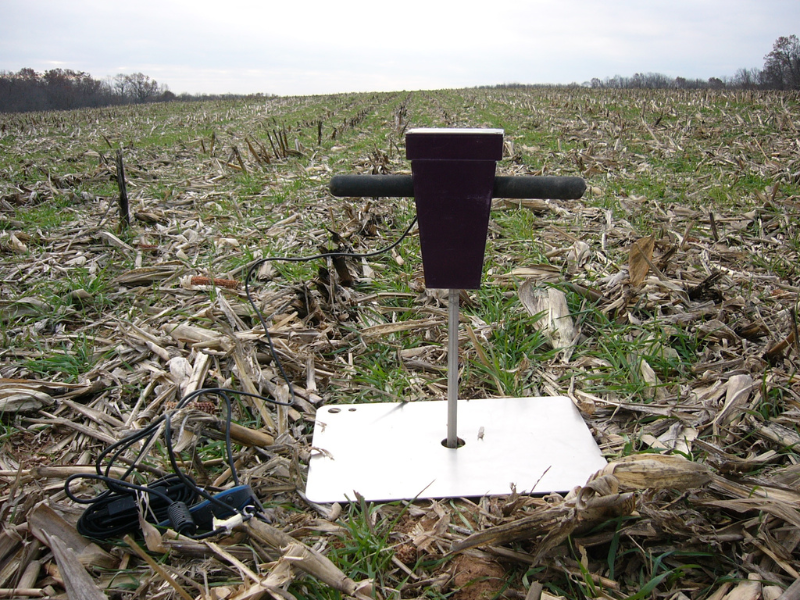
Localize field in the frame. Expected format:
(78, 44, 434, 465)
(1, 87, 800, 600)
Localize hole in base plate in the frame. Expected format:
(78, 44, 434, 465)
(441, 437, 466, 449)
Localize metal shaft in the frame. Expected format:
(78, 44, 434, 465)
(447, 288, 459, 448)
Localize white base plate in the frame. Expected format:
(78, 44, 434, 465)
(306, 396, 606, 503)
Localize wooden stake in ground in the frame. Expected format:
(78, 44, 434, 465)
(115, 149, 130, 229)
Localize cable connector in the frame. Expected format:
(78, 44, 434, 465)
(168, 501, 197, 536)
(212, 512, 244, 534)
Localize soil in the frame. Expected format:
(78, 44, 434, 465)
(450, 554, 510, 600)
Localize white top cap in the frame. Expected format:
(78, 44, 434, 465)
(406, 128, 504, 135)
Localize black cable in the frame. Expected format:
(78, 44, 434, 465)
(67, 388, 280, 539)
(69, 474, 195, 538)
(244, 216, 417, 407)
(66, 473, 179, 506)
(69, 216, 418, 540)
(163, 397, 244, 515)
(93, 388, 281, 484)
(220, 390, 239, 486)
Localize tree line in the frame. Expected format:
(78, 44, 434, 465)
(484, 35, 800, 92)
(0, 69, 275, 114)
(0, 69, 174, 113)
(590, 35, 799, 90)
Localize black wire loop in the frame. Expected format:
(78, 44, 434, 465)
(67, 217, 417, 540)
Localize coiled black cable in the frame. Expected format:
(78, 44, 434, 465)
(66, 389, 278, 539)
(74, 474, 195, 539)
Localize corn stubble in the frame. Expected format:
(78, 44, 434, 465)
(0, 87, 799, 599)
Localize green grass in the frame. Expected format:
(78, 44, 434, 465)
(330, 498, 398, 580)
(13, 195, 77, 231)
(287, 496, 412, 599)
(463, 286, 555, 398)
(24, 333, 97, 383)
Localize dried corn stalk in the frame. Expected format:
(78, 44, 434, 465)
(519, 280, 576, 360)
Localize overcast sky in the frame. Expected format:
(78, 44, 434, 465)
(1, 0, 796, 96)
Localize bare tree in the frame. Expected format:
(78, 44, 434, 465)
(762, 35, 800, 90)
(125, 73, 162, 102)
(109, 73, 165, 103)
(731, 68, 760, 89)
(113, 73, 130, 98)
